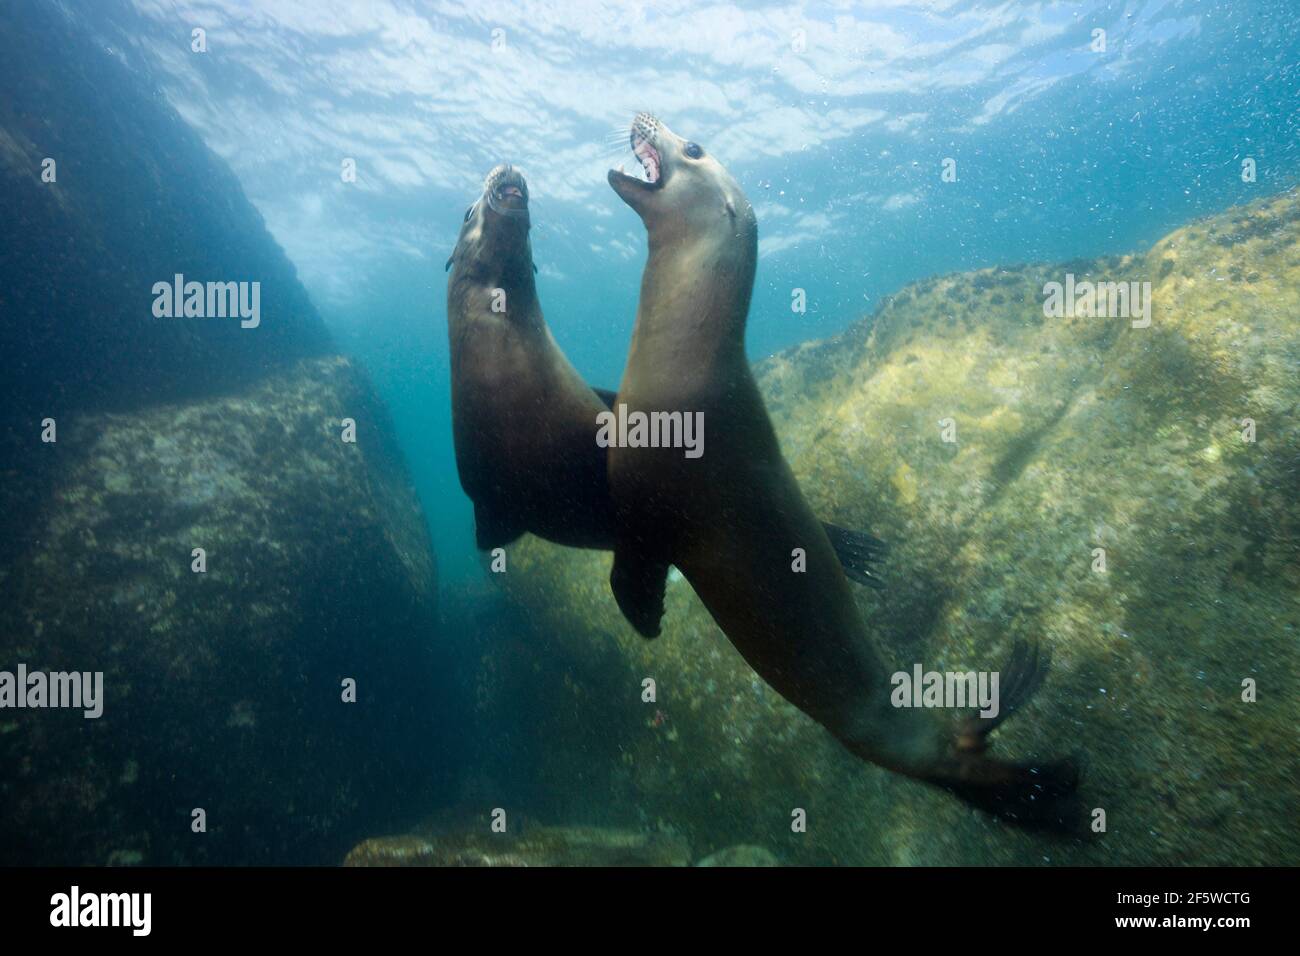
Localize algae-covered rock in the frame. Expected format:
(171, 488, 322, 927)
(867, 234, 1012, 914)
(344, 824, 691, 867)
(696, 845, 780, 867)
(0, 356, 442, 865)
(483, 190, 1300, 866)
(0, 0, 334, 570)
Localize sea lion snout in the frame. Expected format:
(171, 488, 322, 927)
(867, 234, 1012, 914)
(608, 112, 672, 210)
(631, 112, 661, 147)
(484, 163, 529, 216)
(447, 164, 534, 282)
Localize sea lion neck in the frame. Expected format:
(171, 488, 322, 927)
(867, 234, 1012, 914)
(629, 228, 756, 370)
(449, 233, 542, 330)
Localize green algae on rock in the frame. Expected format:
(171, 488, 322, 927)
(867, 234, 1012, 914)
(695, 845, 780, 867)
(479, 190, 1300, 866)
(0, 356, 442, 865)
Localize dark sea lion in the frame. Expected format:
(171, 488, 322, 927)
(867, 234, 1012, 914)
(446, 164, 889, 607)
(447, 165, 615, 551)
(606, 115, 1079, 825)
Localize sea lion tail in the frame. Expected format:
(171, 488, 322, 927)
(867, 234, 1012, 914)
(931, 641, 1083, 831)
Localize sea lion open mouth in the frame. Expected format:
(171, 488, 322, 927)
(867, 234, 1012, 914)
(610, 112, 665, 192)
(631, 130, 661, 186)
(484, 163, 529, 216)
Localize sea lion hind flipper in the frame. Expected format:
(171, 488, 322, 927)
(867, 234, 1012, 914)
(590, 387, 619, 411)
(936, 640, 1081, 831)
(473, 501, 526, 550)
(820, 522, 888, 589)
(610, 548, 669, 639)
(970, 640, 1049, 740)
(937, 755, 1083, 833)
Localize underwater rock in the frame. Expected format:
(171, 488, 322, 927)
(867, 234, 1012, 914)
(0, 356, 442, 865)
(0, 0, 333, 566)
(344, 825, 691, 867)
(483, 190, 1300, 866)
(0, 0, 331, 420)
(695, 845, 780, 867)
(0, 2, 448, 865)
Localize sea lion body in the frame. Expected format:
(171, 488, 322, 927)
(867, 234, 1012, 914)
(447, 165, 613, 550)
(607, 129, 934, 767)
(607, 115, 1078, 822)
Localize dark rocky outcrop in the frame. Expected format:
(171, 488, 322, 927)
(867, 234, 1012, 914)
(1, 357, 443, 865)
(0, 0, 331, 420)
(0, 1, 443, 864)
(0, 0, 333, 564)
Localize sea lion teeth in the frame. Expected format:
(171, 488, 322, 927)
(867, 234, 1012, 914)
(633, 139, 660, 183)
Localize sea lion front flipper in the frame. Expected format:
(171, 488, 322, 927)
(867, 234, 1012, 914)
(821, 522, 888, 589)
(474, 501, 526, 550)
(610, 548, 669, 639)
(590, 387, 618, 411)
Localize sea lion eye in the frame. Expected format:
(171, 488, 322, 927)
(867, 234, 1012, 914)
(684, 142, 704, 159)
(463, 205, 474, 222)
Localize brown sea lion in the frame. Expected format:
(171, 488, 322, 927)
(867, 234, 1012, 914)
(606, 115, 1078, 826)
(445, 165, 888, 615)
(447, 165, 614, 551)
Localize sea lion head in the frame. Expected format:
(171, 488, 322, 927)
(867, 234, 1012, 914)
(607, 113, 756, 245)
(446, 163, 534, 281)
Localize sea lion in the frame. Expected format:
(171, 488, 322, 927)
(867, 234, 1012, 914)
(606, 114, 1078, 825)
(446, 165, 888, 612)
(447, 164, 615, 552)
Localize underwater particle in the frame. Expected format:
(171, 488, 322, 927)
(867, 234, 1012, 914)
(227, 701, 256, 728)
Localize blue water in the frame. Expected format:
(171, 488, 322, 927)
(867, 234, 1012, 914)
(82, 0, 1300, 585)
